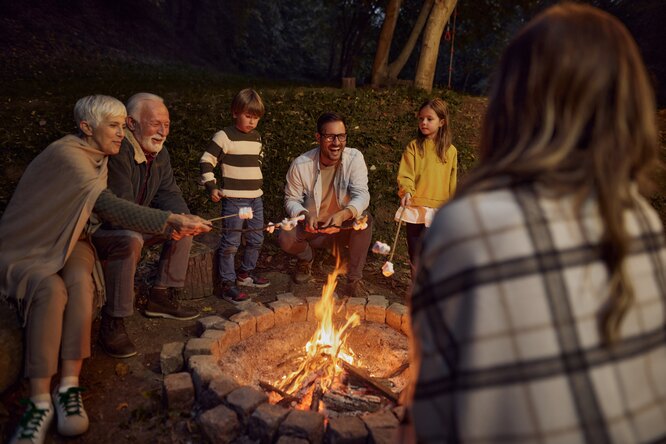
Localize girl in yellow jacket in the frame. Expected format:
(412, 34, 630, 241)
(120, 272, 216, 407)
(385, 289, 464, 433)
(397, 98, 457, 280)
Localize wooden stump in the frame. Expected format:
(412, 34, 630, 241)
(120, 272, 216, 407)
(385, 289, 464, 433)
(182, 241, 215, 300)
(341, 77, 356, 91)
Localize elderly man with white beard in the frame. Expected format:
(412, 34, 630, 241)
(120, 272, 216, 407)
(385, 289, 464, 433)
(92, 92, 200, 359)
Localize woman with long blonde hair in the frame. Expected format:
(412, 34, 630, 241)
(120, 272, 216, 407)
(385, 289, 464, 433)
(408, 3, 665, 443)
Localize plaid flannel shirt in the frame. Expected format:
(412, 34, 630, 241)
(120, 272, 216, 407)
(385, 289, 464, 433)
(410, 184, 666, 444)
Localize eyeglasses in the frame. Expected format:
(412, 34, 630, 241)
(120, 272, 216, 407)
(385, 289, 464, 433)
(320, 133, 347, 143)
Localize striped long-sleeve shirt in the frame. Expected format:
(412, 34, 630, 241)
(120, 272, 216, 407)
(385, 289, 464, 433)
(199, 126, 264, 198)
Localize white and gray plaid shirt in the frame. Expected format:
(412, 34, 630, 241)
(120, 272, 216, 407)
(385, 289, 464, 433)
(410, 184, 666, 444)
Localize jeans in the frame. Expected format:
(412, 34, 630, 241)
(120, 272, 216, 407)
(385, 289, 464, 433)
(217, 197, 265, 283)
(278, 213, 373, 282)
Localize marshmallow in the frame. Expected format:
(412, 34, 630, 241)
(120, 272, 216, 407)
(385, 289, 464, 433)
(372, 241, 391, 255)
(266, 223, 276, 234)
(280, 218, 297, 231)
(353, 219, 368, 231)
(238, 207, 253, 220)
(382, 261, 394, 277)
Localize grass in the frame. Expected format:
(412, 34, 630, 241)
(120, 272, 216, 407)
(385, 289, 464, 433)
(0, 62, 484, 256)
(1, 60, 664, 256)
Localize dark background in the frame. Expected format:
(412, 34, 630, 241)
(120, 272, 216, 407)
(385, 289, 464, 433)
(0, 0, 664, 105)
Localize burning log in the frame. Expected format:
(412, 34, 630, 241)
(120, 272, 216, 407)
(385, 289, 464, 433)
(322, 389, 382, 413)
(259, 380, 299, 405)
(310, 386, 323, 412)
(340, 361, 399, 403)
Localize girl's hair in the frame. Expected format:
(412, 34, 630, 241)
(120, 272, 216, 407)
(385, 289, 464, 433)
(416, 98, 451, 162)
(460, 3, 659, 345)
(74, 95, 126, 128)
(231, 88, 265, 118)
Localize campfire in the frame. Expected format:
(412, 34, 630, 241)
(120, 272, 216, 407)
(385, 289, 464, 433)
(215, 256, 408, 418)
(261, 258, 402, 415)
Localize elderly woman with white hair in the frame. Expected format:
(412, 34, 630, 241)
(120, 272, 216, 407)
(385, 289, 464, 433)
(0, 95, 211, 444)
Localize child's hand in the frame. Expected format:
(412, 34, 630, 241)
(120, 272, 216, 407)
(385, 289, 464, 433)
(210, 189, 224, 203)
(401, 193, 412, 207)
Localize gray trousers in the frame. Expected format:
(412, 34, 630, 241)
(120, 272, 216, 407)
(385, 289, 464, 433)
(278, 214, 373, 282)
(92, 229, 192, 318)
(25, 240, 94, 378)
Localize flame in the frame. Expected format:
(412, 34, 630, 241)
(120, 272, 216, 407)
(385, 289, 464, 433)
(274, 251, 361, 402)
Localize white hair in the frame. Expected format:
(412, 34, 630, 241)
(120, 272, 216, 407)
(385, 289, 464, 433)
(126, 92, 165, 119)
(73, 95, 126, 127)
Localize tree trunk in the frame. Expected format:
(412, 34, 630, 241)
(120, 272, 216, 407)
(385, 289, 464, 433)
(414, 0, 456, 92)
(371, 0, 402, 87)
(386, 0, 434, 82)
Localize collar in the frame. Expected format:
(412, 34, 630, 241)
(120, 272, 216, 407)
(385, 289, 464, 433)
(125, 131, 159, 164)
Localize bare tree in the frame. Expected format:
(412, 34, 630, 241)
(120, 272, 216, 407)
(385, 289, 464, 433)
(370, 0, 456, 90)
(414, 0, 457, 91)
(371, 0, 436, 87)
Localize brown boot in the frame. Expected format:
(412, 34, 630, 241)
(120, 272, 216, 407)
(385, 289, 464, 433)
(99, 313, 137, 358)
(144, 287, 199, 320)
(293, 258, 313, 284)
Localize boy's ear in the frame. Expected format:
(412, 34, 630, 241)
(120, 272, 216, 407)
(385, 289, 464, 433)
(79, 121, 94, 136)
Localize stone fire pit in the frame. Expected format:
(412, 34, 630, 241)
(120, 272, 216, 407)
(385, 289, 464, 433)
(160, 292, 411, 443)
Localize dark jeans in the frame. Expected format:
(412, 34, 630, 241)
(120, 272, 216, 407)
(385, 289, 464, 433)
(217, 197, 265, 283)
(278, 213, 373, 282)
(92, 229, 192, 317)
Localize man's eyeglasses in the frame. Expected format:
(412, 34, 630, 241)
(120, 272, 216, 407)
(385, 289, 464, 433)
(320, 133, 347, 143)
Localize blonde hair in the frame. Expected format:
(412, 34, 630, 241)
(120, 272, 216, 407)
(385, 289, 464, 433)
(74, 95, 126, 128)
(231, 88, 265, 118)
(416, 98, 452, 162)
(461, 3, 659, 344)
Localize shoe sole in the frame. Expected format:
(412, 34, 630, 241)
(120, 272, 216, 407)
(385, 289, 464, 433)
(144, 310, 201, 321)
(222, 297, 252, 305)
(98, 340, 137, 359)
(236, 281, 271, 288)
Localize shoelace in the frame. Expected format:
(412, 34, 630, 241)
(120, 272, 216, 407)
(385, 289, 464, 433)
(55, 387, 85, 416)
(17, 399, 50, 439)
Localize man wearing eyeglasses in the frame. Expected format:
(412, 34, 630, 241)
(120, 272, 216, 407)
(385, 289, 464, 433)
(280, 112, 373, 298)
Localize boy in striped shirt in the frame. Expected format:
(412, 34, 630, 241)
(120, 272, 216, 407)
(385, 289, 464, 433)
(199, 89, 270, 303)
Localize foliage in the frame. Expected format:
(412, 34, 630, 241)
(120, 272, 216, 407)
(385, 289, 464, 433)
(0, 61, 483, 248)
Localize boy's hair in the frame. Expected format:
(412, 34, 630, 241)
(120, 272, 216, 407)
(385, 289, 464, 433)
(74, 95, 126, 128)
(316, 112, 346, 134)
(416, 98, 451, 162)
(462, 3, 659, 345)
(126, 92, 165, 119)
(231, 88, 265, 118)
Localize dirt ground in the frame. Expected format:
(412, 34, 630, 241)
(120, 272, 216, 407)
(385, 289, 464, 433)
(0, 233, 412, 444)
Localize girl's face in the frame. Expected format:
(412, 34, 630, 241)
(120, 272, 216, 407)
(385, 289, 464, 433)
(418, 105, 445, 139)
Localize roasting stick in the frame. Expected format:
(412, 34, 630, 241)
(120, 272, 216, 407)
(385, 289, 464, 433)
(388, 206, 406, 264)
(208, 207, 254, 223)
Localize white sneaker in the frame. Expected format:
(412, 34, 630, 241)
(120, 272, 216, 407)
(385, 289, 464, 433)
(52, 385, 89, 436)
(9, 400, 54, 444)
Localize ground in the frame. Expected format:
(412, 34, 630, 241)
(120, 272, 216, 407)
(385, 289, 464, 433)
(0, 231, 412, 444)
